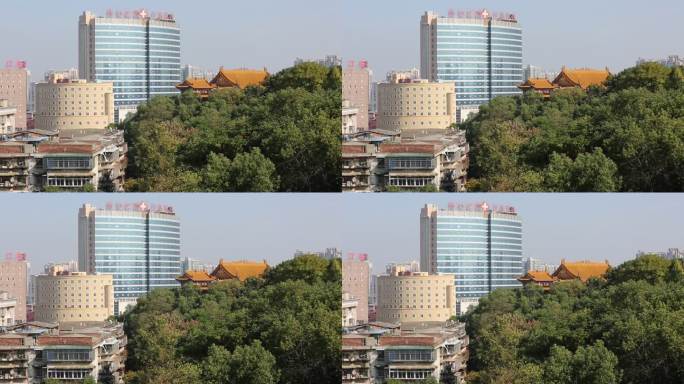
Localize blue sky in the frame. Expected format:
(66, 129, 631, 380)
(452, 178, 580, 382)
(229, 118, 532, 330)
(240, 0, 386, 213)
(339, 0, 684, 80)
(338, 194, 684, 274)
(0, 0, 343, 82)
(0, 194, 343, 274)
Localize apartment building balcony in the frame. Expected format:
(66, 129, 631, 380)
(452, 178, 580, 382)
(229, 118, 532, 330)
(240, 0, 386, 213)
(0, 367, 28, 382)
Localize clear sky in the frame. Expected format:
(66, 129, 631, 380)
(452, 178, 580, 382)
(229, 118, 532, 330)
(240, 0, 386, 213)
(338, 193, 684, 274)
(0, 0, 343, 82)
(0, 194, 343, 274)
(339, 0, 684, 80)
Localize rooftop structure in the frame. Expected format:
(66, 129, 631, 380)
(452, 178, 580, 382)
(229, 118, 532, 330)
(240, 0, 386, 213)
(517, 270, 555, 291)
(552, 67, 610, 90)
(176, 271, 216, 291)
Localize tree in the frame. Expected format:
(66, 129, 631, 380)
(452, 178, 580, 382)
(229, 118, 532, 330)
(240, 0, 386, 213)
(542, 341, 620, 384)
(542, 149, 620, 192)
(82, 377, 97, 384)
(203, 341, 279, 384)
(123, 62, 340, 192)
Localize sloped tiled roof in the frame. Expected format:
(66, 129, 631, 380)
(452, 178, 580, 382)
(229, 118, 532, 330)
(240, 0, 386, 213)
(519, 270, 555, 282)
(520, 78, 556, 89)
(211, 69, 269, 89)
(553, 260, 610, 282)
(211, 260, 269, 281)
(553, 68, 610, 90)
(176, 78, 216, 90)
(176, 270, 216, 283)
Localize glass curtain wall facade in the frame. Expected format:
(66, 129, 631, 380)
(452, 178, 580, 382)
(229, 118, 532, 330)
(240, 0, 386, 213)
(79, 11, 181, 121)
(421, 11, 522, 119)
(78, 203, 181, 314)
(420, 204, 523, 314)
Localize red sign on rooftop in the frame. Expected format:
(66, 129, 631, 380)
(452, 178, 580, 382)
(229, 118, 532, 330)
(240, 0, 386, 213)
(104, 201, 175, 214)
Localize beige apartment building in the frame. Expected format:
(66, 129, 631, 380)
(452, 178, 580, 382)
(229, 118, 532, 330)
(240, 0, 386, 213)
(34, 271, 114, 323)
(0, 291, 17, 326)
(342, 64, 370, 130)
(0, 258, 27, 323)
(35, 79, 114, 133)
(0, 68, 28, 130)
(0, 99, 17, 135)
(377, 79, 455, 132)
(377, 271, 455, 324)
(342, 254, 370, 324)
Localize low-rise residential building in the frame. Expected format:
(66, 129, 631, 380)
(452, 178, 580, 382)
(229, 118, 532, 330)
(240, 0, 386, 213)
(342, 130, 469, 192)
(0, 129, 127, 191)
(343, 100, 359, 136)
(0, 99, 17, 135)
(34, 271, 114, 324)
(343, 293, 360, 327)
(342, 321, 469, 384)
(0, 292, 16, 326)
(377, 271, 455, 325)
(0, 321, 126, 383)
(0, 143, 35, 191)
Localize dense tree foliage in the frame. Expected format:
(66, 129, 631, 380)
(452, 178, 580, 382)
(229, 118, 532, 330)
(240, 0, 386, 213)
(463, 255, 684, 383)
(123, 255, 341, 384)
(123, 62, 341, 192)
(464, 63, 684, 191)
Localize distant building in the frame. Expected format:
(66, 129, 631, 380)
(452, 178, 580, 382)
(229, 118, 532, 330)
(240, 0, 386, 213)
(79, 10, 181, 122)
(385, 261, 420, 276)
(43, 68, 80, 82)
(0, 321, 126, 383)
(182, 64, 215, 81)
(0, 67, 28, 129)
(636, 55, 684, 68)
(293, 248, 341, 260)
(343, 254, 370, 324)
(35, 79, 114, 134)
(376, 79, 456, 132)
(421, 203, 523, 314)
(386, 68, 421, 83)
(180, 257, 213, 273)
(377, 271, 455, 324)
(0, 291, 17, 326)
(78, 203, 181, 315)
(551, 259, 610, 282)
(34, 271, 114, 323)
(209, 260, 269, 281)
(342, 100, 359, 136)
(43, 261, 79, 275)
(0, 256, 28, 323)
(636, 248, 683, 260)
(343, 62, 370, 130)
(294, 55, 342, 68)
(421, 10, 523, 122)
(0, 99, 17, 135)
(342, 292, 359, 327)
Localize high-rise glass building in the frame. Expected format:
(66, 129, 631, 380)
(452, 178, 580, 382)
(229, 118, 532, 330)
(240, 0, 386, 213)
(420, 203, 523, 314)
(79, 10, 181, 122)
(78, 203, 181, 314)
(420, 10, 523, 122)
